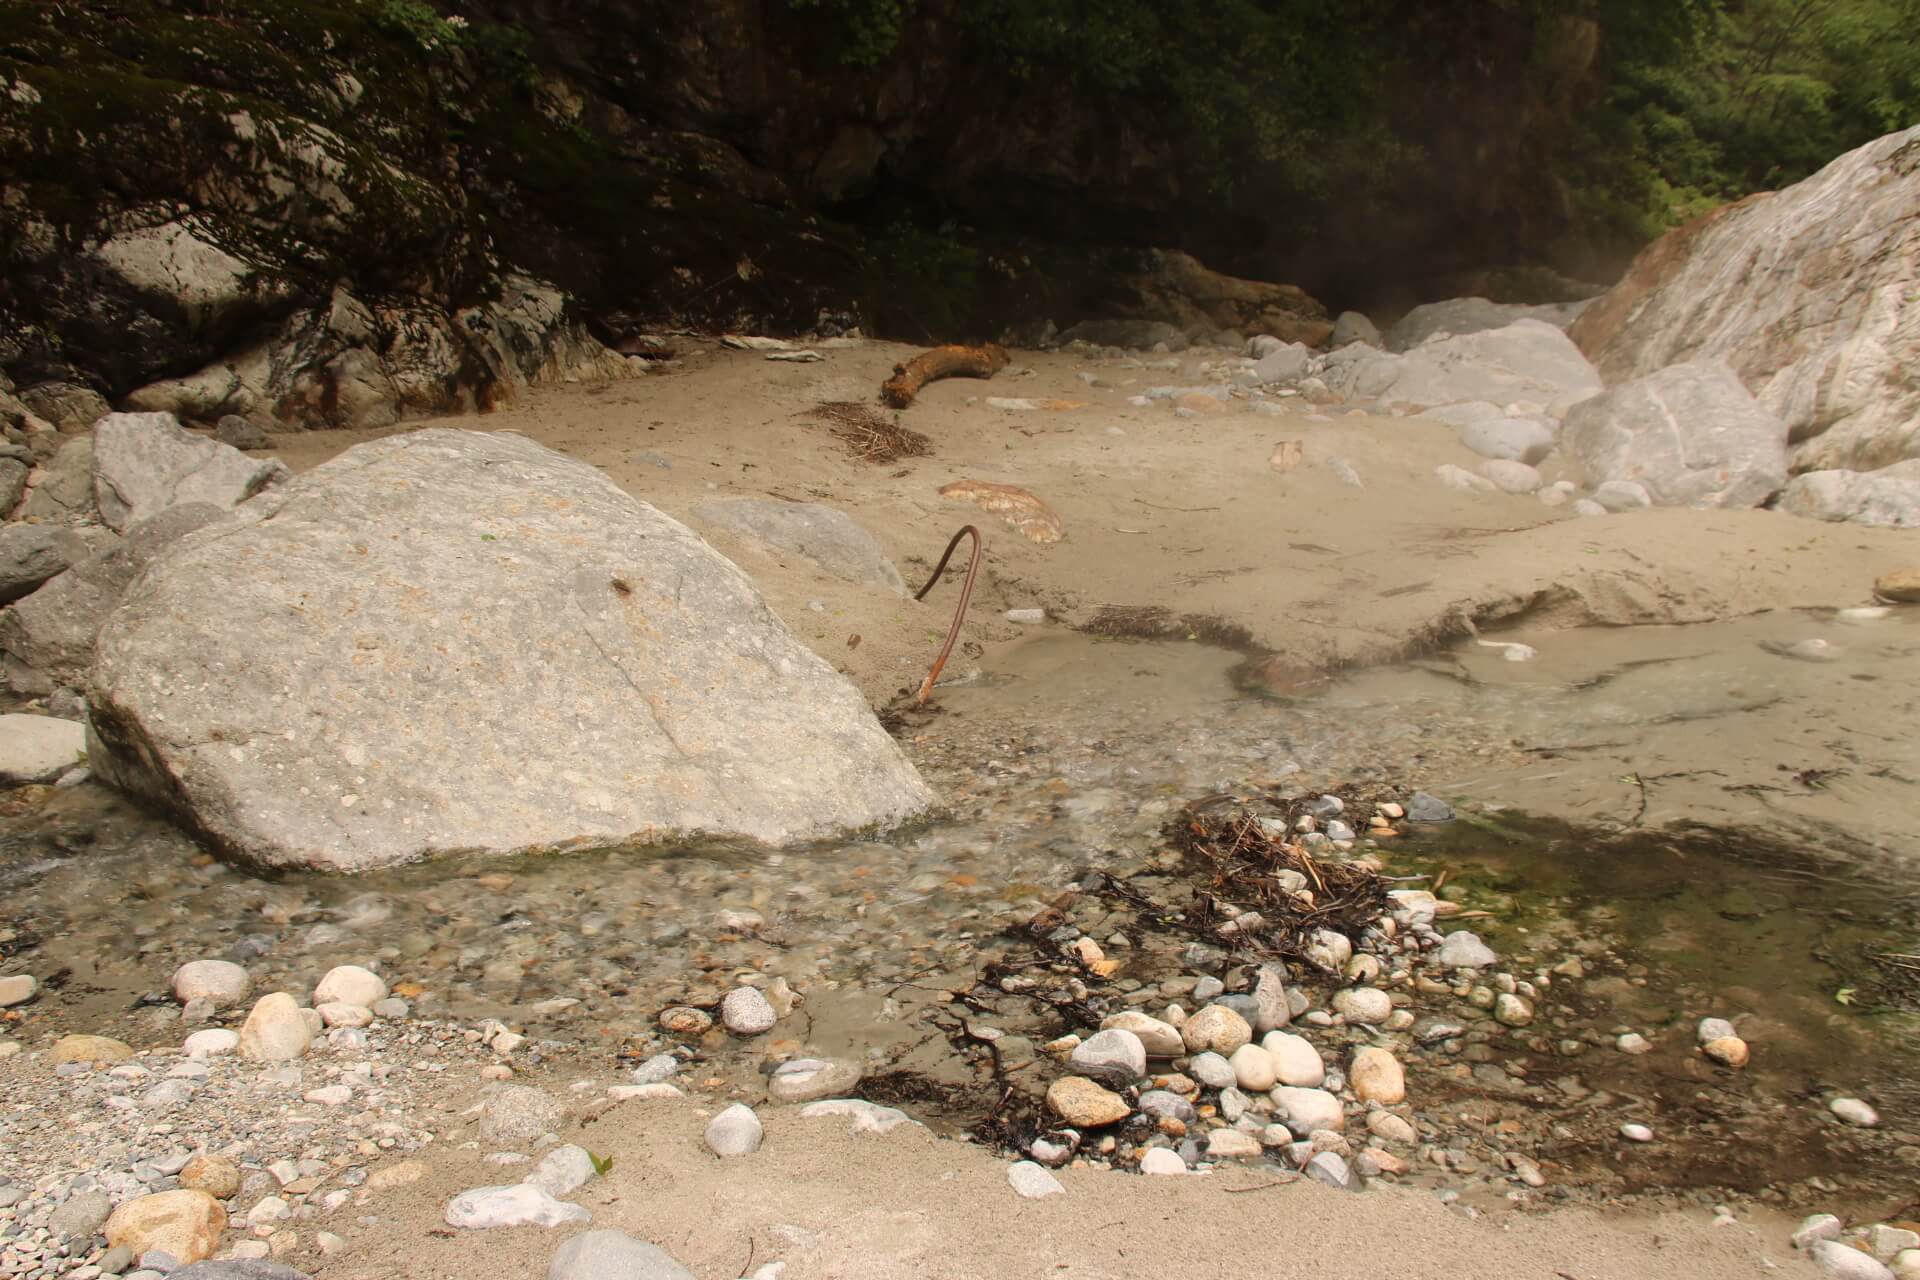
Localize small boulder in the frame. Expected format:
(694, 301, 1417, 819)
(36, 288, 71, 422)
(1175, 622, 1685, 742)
(1228, 1043, 1278, 1092)
(1046, 1077, 1130, 1128)
(1874, 568, 1920, 603)
(523, 1145, 597, 1199)
(704, 1103, 764, 1156)
(478, 1084, 565, 1145)
(766, 1057, 862, 1104)
(53, 1033, 134, 1064)
(172, 961, 250, 1008)
(0, 525, 116, 605)
(1099, 1011, 1183, 1057)
(1350, 1047, 1406, 1104)
(718, 987, 777, 1036)
(104, 1190, 226, 1265)
(1262, 1031, 1326, 1088)
(1271, 1086, 1344, 1136)
(1180, 1004, 1253, 1055)
(238, 993, 311, 1061)
(312, 965, 387, 1009)
(1007, 1161, 1065, 1199)
(91, 412, 286, 533)
(444, 1184, 589, 1230)
(1069, 1029, 1147, 1088)
(0, 714, 87, 785)
(548, 1230, 694, 1280)
(1435, 931, 1497, 968)
(1780, 462, 1920, 529)
(179, 1155, 241, 1200)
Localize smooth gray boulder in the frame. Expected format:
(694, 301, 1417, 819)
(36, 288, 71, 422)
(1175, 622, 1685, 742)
(690, 498, 906, 594)
(549, 1231, 694, 1280)
(86, 429, 933, 871)
(0, 714, 86, 784)
(1777, 460, 1920, 528)
(1561, 361, 1788, 508)
(0, 523, 116, 603)
(21, 436, 96, 520)
(1386, 297, 1591, 352)
(91, 412, 285, 533)
(1331, 311, 1381, 348)
(1461, 417, 1556, 465)
(0, 503, 228, 689)
(1370, 321, 1602, 411)
(1251, 343, 1312, 384)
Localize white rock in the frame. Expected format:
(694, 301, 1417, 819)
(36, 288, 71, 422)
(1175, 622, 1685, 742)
(1139, 1148, 1187, 1175)
(1304, 929, 1352, 972)
(182, 1029, 239, 1057)
(705, 1103, 764, 1156)
(1099, 1011, 1184, 1057)
(1007, 1161, 1065, 1199)
(719, 987, 777, 1035)
(317, 1002, 373, 1029)
(1793, 1214, 1843, 1250)
(1620, 1123, 1654, 1142)
(1494, 994, 1534, 1026)
(313, 965, 387, 1009)
(766, 1057, 862, 1104)
(1228, 1043, 1278, 1092)
(0, 714, 87, 785)
(239, 992, 312, 1061)
(170, 961, 250, 1008)
(523, 1145, 597, 1199)
(1616, 1033, 1651, 1054)
(0, 975, 36, 1007)
(1697, 1017, 1737, 1044)
(1070, 1029, 1146, 1087)
(798, 1099, 919, 1135)
(1188, 1052, 1237, 1090)
(1270, 1086, 1343, 1136)
(1870, 1227, 1920, 1262)
(444, 1184, 590, 1230)
(1811, 1241, 1896, 1280)
(548, 1230, 695, 1280)
(1436, 931, 1497, 968)
(1832, 1097, 1881, 1127)
(1331, 988, 1392, 1024)
(1262, 1031, 1326, 1088)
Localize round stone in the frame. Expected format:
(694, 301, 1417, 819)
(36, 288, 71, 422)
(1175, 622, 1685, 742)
(1366, 1111, 1417, 1144)
(1227, 1043, 1277, 1092)
(1349, 1047, 1406, 1104)
(1046, 1077, 1130, 1128)
(1099, 1011, 1183, 1057)
(171, 960, 250, 1008)
(1620, 1123, 1654, 1142)
(1270, 1086, 1343, 1136)
(1331, 987, 1392, 1024)
(1180, 1004, 1253, 1055)
(1262, 1031, 1326, 1087)
(659, 1007, 713, 1035)
(1187, 1051, 1237, 1090)
(239, 993, 312, 1061)
(53, 1034, 134, 1064)
(317, 1002, 373, 1029)
(1696, 1017, 1737, 1044)
(104, 1190, 226, 1265)
(1702, 1035, 1750, 1068)
(1070, 1029, 1147, 1088)
(1007, 1161, 1065, 1199)
(1139, 1148, 1187, 1175)
(719, 987, 777, 1036)
(183, 1028, 239, 1057)
(1831, 1097, 1880, 1127)
(1873, 567, 1920, 603)
(179, 1155, 241, 1200)
(312, 965, 387, 1009)
(1615, 1032, 1651, 1054)
(1436, 931, 1497, 968)
(0, 974, 36, 1007)
(767, 1057, 863, 1104)
(1493, 994, 1534, 1026)
(704, 1103, 764, 1156)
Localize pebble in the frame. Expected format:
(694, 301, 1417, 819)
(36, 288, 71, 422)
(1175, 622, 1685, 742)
(1099, 1012, 1185, 1057)
(53, 1034, 135, 1064)
(1070, 1029, 1146, 1087)
(1493, 994, 1534, 1026)
(1228, 1043, 1278, 1092)
(478, 1083, 566, 1145)
(1139, 1148, 1187, 1175)
(524, 1145, 597, 1199)
(1262, 1031, 1326, 1087)
(238, 993, 312, 1061)
(1180, 1004, 1253, 1055)
(719, 986, 777, 1035)
(1435, 931, 1497, 968)
(1206, 1130, 1263, 1160)
(183, 1029, 240, 1057)
(1831, 1098, 1881, 1127)
(1007, 1161, 1065, 1199)
(1046, 1078, 1131, 1128)
(1406, 791, 1454, 823)
(1188, 1052, 1237, 1090)
(767, 1057, 863, 1103)
(1702, 1036, 1750, 1068)
(1271, 1086, 1343, 1136)
(1305, 1151, 1358, 1191)
(1620, 1123, 1654, 1142)
(444, 1183, 591, 1230)
(104, 1190, 226, 1265)
(1697, 1017, 1737, 1043)
(705, 1103, 764, 1156)
(312, 965, 388, 1009)
(171, 960, 250, 1007)
(1331, 988, 1392, 1024)
(628, 1054, 681, 1086)
(1366, 1111, 1417, 1144)
(0, 974, 37, 1006)
(549, 1230, 695, 1280)
(1810, 1241, 1896, 1280)
(1250, 963, 1292, 1032)
(1349, 1048, 1406, 1105)
(1615, 1032, 1651, 1054)
(659, 1007, 713, 1035)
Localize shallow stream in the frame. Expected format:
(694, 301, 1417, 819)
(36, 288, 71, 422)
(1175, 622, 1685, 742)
(4, 606, 1918, 1212)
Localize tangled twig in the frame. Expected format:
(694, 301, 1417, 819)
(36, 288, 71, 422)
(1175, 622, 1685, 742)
(912, 525, 983, 705)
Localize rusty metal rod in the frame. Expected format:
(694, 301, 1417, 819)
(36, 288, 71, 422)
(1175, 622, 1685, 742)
(912, 524, 984, 705)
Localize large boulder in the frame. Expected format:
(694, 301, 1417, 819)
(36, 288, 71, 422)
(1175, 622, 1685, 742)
(86, 429, 934, 871)
(1352, 320, 1602, 411)
(1776, 460, 1920, 528)
(0, 503, 230, 691)
(1561, 360, 1789, 508)
(20, 437, 96, 521)
(1386, 297, 1592, 352)
(92, 412, 286, 532)
(690, 499, 906, 594)
(1572, 125, 1920, 474)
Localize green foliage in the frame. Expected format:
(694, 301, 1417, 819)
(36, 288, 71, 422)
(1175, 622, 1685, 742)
(366, 0, 464, 52)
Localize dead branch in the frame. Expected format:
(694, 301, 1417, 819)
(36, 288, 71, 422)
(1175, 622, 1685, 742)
(882, 343, 1010, 408)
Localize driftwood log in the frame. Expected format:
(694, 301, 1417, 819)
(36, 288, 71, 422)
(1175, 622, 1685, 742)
(881, 343, 1010, 408)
